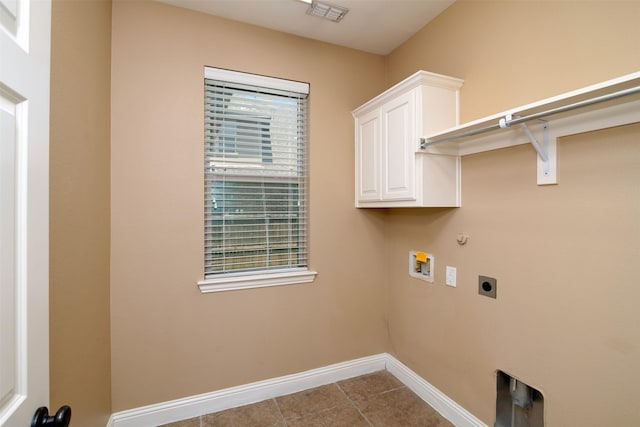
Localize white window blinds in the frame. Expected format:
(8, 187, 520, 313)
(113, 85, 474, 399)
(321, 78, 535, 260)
(204, 68, 309, 278)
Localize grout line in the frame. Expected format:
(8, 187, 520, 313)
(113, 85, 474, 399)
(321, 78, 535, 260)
(334, 380, 351, 402)
(335, 381, 373, 425)
(355, 406, 375, 427)
(376, 384, 408, 396)
(272, 397, 286, 425)
(335, 376, 375, 427)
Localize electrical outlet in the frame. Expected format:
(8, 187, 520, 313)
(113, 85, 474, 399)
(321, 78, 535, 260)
(446, 266, 456, 287)
(478, 276, 497, 298)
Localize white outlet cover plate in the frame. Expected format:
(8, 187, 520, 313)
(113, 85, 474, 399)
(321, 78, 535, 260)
(446, 266, 456, 287)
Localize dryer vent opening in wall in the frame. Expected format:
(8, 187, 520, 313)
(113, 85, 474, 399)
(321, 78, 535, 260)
(496, 371, 544, 427)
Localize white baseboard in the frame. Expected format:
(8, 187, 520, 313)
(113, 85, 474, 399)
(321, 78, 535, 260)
(385, 356, 487, 427)
(107, 353, 487, 427)
(107, 354, 386, 427)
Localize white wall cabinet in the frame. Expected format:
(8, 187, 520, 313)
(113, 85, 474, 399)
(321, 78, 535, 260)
(353, 71, 464, 208)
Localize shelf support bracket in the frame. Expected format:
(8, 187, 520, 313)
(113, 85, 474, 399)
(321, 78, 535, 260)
(499, 114, 557, 185)
(519, 121, 548, 163)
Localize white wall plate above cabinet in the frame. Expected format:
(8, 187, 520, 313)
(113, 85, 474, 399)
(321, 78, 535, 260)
(353, 70, 464, 208)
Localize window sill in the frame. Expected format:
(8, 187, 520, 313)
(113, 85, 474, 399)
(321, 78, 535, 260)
(198, 269, 317, 293)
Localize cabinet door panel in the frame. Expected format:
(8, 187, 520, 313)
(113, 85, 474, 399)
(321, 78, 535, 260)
(356, 109, 381, 202)
(382, 91, 415, 201)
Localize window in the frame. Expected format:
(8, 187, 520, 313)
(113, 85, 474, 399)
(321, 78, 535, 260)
(199, 68, 316, 292)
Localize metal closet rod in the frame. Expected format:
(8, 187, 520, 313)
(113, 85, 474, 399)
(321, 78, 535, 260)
(421, 85, 640, 148)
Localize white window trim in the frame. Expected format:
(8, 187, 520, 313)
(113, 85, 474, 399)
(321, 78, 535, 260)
(204, 67, 309, 95)
(201, 67, 314, 293)
(198, 268, 318, 293)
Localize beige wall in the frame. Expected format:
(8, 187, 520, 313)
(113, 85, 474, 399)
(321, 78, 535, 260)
(388, 0, 640, 123)
(110, 0, 388, 411)
(385, 1, 640, 425)
(50, 0, 112, 425)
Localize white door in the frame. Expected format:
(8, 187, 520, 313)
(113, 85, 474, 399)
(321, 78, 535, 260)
(0, 0, 51, 425)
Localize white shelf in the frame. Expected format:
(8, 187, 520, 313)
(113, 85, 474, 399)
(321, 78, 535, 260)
(420, 72, 640, 157)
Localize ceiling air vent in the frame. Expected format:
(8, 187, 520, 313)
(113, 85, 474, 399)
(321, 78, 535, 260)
(306, 0, 349, 23)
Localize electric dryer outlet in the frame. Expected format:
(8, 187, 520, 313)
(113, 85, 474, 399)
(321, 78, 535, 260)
(478, 276, 497, 298)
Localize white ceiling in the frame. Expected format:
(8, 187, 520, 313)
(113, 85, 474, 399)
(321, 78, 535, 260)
(155, 0, 456, 55)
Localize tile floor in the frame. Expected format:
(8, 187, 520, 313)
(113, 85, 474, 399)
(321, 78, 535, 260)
(159, 370, 454, 427)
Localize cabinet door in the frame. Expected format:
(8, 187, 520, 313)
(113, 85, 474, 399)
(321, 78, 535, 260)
(356, 109, 381, 202)
(381, 90, 416, 201)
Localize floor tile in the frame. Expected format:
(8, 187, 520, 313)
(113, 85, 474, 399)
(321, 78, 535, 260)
(201, 399, 284, 427)
(159, 416, 200, 427)
(357, 387, 454, 427)
(337, 370, 405, 401)
(158, 370, 456, 427)
(285, 405, 370, 427)
(275, 383, 350, 419)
